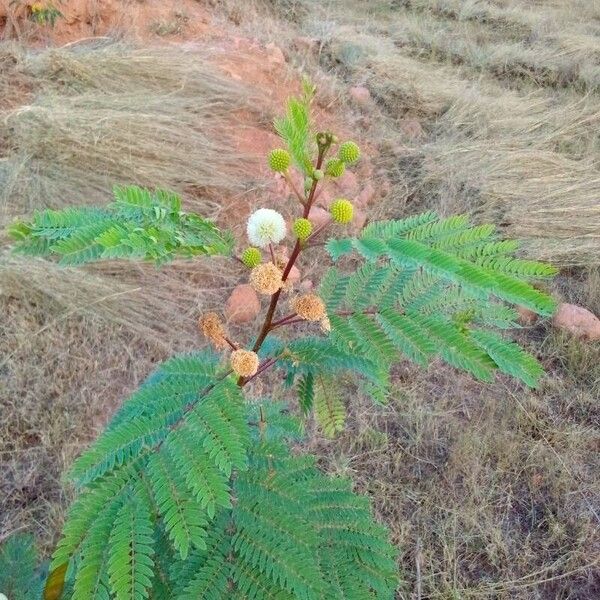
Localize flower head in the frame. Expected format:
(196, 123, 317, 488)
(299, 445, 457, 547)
(198, 312, 228, 350)
(250, 262, 283, 295)
(247, 208, 287, 248)
(330, 199, 354, 224)
(291, 293, 327, 322)
(325, 158, 345, 178)
(230, 349, 259, 378)
(338, 141, 361, 164)
(320, 315, 331, 333)
(293, 218, 312, 241)
(241, 247, 262, 268)
(268, 148, 291, 173)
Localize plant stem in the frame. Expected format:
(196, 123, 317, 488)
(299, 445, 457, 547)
(237, 147, 327, 387)
(224, 336, 238, 350)
(283, 171, 306, 205)
(270, 317, 304, 331)
(270, 313, 298, 328)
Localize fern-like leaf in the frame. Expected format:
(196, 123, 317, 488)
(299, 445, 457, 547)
(314, 377, 346, 438)
(9, 186, 234, 265)
(107, 494, 155, 600)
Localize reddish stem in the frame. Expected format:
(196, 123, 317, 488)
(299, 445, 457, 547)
(238, 146, 327, 387)
(270, 313, 297, 328)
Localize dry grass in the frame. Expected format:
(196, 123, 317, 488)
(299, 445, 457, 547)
(300, 4, 600, 265)
(310, 348, 600, 598)
(0, 40, 254, 222)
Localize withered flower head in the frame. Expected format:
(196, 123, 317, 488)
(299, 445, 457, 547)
(230, 349, 260, 378)
(320, 315, 331, 333)
(291, 293, 327, 322)
(250, 262, 283, 296)
(198, 312, 227, 350)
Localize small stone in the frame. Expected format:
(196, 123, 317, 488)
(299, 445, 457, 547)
(553, 303, 600, 340)
(517, 306, 538, 326)
(225, 284, 261, 324)
(398, 118, 424, 140)
(349, 85, 372, 107)
(356, 182, 376, 207)
(308, 206, 332, 230)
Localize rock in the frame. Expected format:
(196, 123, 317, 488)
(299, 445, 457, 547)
(308, 205, 331, 230)
(293, 36, 318, 53)
(356, 182, 376, 207)
(553, 303, 600, 340)
(517, 306, 539, 326)
(225, 284, 261, 324)
(398, 118, 424, 140)
(349, 85, 372, 107)
(265, 42, 286, 65)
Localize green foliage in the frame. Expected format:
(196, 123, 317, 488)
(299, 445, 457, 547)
(274, 79, 315, 175)
(45, 356, 397, 599)
(11, 86, 560, 600)
(8, 186, 234, 265)
(0, 533, 47, 600)
(314, 376, 346, 438)
(317, 211, 556, 392)
(30, 2, 63, 27)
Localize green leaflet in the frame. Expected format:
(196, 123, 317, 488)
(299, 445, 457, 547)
(0, 534, 46, 600)
(274, 81, 315, 176)
(50, 389, 398, 599)
(8, 185, 234, 265)
(107, 493, 155, 600)
(320, 211, 556, 393)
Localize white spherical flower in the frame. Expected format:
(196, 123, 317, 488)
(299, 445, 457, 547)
(246, 208, 286, 248)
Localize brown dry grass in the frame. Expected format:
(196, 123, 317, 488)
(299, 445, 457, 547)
(298, 2, 600, 266)
(0, 40, 255, 221)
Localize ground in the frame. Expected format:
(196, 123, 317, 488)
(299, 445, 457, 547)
(1, 1, 599, 598)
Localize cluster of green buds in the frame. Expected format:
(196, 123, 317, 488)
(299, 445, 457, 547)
(264, 133, 361, 233)
(237, 132, 362, 283)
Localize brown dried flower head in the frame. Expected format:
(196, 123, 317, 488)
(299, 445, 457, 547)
(199, 312, 227, 350)
(250, 262, 283, 295)
(291, 293, 327, 322)
(230, 349, 260, 378)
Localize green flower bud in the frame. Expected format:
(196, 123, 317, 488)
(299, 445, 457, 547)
(304, 177, 313, 192)
(325, 158, 345, 178)
(293, 218, 313, 241)
(268, 148, 291, 172)
(313, 169, 324, 180)
(330, 199, 354, 224)
(338, 141, 360, 164)
(241, 247, 262, 268)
